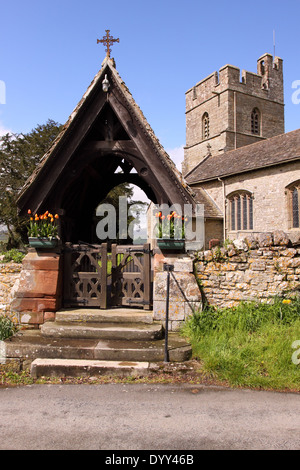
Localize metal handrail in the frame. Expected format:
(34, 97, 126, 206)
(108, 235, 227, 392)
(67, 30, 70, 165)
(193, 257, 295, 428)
(163, 263, 174, 363)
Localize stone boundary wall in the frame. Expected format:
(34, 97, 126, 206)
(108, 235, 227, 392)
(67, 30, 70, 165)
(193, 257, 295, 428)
(195, 231, 300, 308)
(0, 263, 22, 319)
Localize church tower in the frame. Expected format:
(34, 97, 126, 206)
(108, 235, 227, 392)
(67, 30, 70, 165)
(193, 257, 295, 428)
(183, 53, 284, 175)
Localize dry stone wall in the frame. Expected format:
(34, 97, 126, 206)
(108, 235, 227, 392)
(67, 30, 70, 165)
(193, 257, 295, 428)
(0, 263, 22, 320)
(195, 231, 300, 308)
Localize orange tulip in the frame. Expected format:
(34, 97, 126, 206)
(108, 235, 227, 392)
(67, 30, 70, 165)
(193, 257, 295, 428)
(55, 214, 59, 219)
(28, 209, 31, 215)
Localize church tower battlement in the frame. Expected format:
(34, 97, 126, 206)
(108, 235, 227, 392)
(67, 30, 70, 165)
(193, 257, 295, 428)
(183, 53, 284, 176)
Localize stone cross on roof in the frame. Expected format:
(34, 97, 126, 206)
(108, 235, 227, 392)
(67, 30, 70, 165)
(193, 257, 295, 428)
(97, 30, 120, 58)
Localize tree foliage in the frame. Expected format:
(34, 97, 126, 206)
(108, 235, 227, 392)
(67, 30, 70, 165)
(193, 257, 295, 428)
(0, 119, 62, 247)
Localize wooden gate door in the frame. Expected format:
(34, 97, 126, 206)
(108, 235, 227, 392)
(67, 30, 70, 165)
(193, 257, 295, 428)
(63, 242, 107, 308)
(110, 243, 152, 310)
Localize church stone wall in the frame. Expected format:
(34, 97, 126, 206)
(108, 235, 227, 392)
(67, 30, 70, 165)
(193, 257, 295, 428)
(198, 160, 300, 245)
(204, 219, 223, 250)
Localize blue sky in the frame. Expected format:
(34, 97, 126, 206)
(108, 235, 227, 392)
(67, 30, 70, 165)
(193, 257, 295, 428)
(0, 0, 300, 173)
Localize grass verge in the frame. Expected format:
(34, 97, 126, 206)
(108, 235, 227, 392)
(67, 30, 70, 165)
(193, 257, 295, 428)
(181, 297, 300, 391)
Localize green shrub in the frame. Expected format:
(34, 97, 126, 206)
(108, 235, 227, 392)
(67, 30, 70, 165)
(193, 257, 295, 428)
(0, 316, 18, 340)
(1, 249, 25, 264)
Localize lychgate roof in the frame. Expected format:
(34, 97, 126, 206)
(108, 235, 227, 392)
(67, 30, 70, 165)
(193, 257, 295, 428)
(18, 57, 196, 216)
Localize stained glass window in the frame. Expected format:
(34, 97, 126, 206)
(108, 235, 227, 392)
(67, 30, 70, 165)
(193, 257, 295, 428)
(292, 187, 299, 228)
(229, 192, 253, 231)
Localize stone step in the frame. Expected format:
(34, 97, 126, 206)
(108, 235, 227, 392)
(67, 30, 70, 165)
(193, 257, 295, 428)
(41, 321, 164, 341)
(30, 358, 152, 378)
(3, 330, 192, 364)
(55, 308, 154, 324)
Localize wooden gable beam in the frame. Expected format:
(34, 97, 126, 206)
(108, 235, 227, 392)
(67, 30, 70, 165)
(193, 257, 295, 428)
(107, 79, 193, 207)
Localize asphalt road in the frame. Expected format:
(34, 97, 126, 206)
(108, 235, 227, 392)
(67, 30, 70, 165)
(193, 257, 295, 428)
(0, 383, 299, 451)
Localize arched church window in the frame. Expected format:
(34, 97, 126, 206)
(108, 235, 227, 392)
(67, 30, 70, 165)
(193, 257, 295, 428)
(287, 181, 300, 228)
(202, 112, 210, 140)
(292, 188, 299, 228)
(251, 108, 261, 135)
(228, 191, 253, 231)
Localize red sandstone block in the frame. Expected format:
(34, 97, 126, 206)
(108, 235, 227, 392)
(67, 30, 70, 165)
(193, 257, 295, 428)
(16, 269, 60, 298)
(12, 297, 58, 312)
(153, 253, 167, 272)
(22, 252, 60, 271)
(20, 311, 44, 325)
(44, 311, 56, 322)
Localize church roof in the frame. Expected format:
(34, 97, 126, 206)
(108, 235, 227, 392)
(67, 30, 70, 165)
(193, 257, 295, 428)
(191, 188, 223, 218)
(18, 57, 196, 213)
(185, 128, 300, 184)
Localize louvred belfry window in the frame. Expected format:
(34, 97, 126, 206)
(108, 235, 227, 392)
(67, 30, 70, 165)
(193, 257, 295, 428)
(251, 108, 261, 135)
(202, 113, 210, 140)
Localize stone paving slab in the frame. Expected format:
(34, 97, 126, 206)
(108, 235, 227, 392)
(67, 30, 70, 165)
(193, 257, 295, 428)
(56, 307, 154, 324)
(2, 330, 192, 365)
(41, 321, 164, 340)
(30, 358, 152, 378)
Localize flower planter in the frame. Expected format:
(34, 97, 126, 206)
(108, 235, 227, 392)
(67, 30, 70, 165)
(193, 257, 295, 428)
(157, 239, 185, 250)
(28, 237, 58, 249)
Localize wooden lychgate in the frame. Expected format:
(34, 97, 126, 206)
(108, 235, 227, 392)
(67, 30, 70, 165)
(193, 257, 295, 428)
(110, 244, 151, 310)
(63, 242, 152, 310)
(63, 242, 108, 308)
